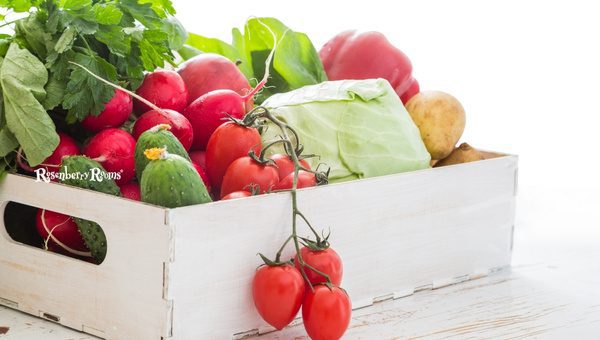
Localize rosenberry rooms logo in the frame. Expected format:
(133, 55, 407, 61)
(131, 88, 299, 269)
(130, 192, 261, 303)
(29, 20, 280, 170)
(34, 167, 123, 183)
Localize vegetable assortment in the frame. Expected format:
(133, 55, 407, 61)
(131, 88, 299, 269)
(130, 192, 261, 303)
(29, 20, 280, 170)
(0, 1, 491, 337)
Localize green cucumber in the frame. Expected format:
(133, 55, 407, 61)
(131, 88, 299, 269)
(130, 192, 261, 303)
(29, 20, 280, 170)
(73, 217, 107, 263)
(141, 148, 211, 208)
(60, 156, 121, 196)
(135, 124, 190, 181)
(60, 156, 120, 263)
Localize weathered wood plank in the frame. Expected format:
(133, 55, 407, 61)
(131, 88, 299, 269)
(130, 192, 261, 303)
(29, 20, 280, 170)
(0, 175, 171, 339)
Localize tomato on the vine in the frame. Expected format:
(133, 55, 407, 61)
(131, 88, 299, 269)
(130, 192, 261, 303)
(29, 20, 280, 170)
(302, 285, 352, 340)
(294, 246, 343, 286)
(274, 170, 317, 190)
(270, 153, 310, 179)
(221, 190, 252, 200)
(205, 122, 262, 194)
(252, 264, 305, 330)
(220, 156, 279, 198)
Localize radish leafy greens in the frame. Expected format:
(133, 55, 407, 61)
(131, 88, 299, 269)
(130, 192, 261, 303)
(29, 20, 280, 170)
(0, 0, 185, 175)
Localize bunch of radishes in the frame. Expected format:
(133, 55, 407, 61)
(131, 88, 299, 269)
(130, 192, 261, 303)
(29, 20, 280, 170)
(30, 51, 320, 257)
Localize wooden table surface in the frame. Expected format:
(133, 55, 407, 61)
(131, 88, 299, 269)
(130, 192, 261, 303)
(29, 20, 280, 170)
(1, 185, 599, 339)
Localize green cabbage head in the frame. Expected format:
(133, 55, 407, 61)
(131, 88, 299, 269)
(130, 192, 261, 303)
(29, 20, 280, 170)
(262, 78, 431, 183)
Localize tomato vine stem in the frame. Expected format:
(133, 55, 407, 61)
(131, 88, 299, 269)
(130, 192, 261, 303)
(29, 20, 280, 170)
(249, 106, 333, 289)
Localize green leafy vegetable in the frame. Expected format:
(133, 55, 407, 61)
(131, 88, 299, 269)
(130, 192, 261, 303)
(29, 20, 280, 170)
(42, 73, 65, 110)
(15, 15, 51, 59)
(0, 0, 41, 12)
(161, 16, 187, 50)
(0, 127, 18, 156)
(181, 17, 326, 102)
(0, 43, 58, 166)
(0, 92, 18, 156)
(8, 0, 183, 121)
(62, 52, 117, 122)
(91, 3, 123, 25)
(0, 0, 183, 175)
(262, 79, 431, 182)
(61, 0, 92, 11)
(54, 26, 76, 53)
(185, 32, 253, 79)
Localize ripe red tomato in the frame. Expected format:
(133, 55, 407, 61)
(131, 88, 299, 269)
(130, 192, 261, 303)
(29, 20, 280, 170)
(269, 154, 311, 179)
(205, 122, 262, 194)
(274, 170, 317, 190)
(220, 156, 279, 198)
(302, 285, 352, 340)
(221, 191, 252, 200)
(252, 264, 305, 330)
(294, 246, 343, 286)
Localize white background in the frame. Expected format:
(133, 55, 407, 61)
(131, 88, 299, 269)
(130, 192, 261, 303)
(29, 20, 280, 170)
(0, 1, 598, 337)
(173, 0, 600, 255)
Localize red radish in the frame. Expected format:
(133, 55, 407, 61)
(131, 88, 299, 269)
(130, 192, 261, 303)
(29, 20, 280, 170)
(205, 122, 262, 194)
(182, 30, 278, 151)
(36, 209, 90, 256)
(132, 109, 194, 151)
(81, 90, 132, 132)
(18, 132, 79, 175)
(192, 161, 212, 194)
(45, 243, 96, 262)
(83, 128, 136, 185)
(270, 154, 311, 180)
(134, 70, 189, 114)
(183, 90, 247, 150)
(68, 62, 193, 152)
(221, 191, 252, 200)
(189, 150, 206, 171)
(27, 132, 80, 181)
(177, 54, 252, 103)
(118, 182, 141, 201)
(44, 133, 81, 164)
(273, 170, 317, 190)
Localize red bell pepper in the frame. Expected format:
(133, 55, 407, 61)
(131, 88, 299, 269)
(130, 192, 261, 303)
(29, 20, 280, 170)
(319, 31, 420, 104)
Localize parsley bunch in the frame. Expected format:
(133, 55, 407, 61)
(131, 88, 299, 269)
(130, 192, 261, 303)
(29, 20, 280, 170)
(0, 0, 186, 174)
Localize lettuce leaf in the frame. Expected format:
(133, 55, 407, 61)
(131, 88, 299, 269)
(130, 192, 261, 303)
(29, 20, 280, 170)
(262, 79, 431, 182)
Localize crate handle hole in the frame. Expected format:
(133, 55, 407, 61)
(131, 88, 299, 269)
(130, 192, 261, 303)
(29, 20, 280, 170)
(2, 201, 105, 265)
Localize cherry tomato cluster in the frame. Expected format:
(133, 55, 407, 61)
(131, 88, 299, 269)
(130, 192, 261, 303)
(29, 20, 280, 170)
(253, 244, 351, 339)
(234, 107, 352, 339)
(205, 118, 321, 200)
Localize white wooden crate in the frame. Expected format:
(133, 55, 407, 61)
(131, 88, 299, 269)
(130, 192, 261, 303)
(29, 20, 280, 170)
(0, 154, 518, 339)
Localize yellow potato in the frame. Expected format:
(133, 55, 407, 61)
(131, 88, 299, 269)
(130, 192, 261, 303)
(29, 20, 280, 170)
(405, 91, 466, 160)
(434, 143, 484, 167)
